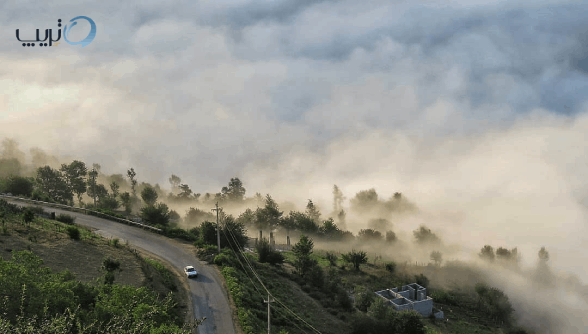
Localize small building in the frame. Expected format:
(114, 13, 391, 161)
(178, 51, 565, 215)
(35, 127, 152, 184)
(375, 283, 444, 319)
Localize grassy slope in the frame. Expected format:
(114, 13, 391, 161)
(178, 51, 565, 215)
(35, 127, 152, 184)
(0, 210, 190, 325)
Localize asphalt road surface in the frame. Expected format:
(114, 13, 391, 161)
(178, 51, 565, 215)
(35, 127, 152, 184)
(5, 199, 236, 334)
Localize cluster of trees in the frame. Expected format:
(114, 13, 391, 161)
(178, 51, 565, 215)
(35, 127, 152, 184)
(0, 250, 196, 333)
(349, 189, 417, 218)
(479, 245, 520, 264)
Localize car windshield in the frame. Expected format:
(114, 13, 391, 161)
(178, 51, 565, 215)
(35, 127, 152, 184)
(187, 268, 195, 272)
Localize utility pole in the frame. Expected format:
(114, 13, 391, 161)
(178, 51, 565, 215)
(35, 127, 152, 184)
(211, 202, 222, 253)
(264, 293, 274, 334)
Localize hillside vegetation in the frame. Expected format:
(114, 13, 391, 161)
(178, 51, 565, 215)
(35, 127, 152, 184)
(0, 199, 199, 333)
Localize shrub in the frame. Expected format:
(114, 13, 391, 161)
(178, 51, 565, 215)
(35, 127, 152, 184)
(256, 238, 284, 265)
(396, 310, 426, 334)
(66, 226, 80, 240)
(430, 289, 455, 305)
(385, 262, 396, 273)
(354, 286, 375, 312)
(56, 213, 76, 225)
(22, 208, 35, 225)
(307, 265, 325, 288)
(342, 249, 368, 271)
(337, 288, 353, 310)
(325, 252, 338, 266)
(414, 273, 429, 289)
(28, 206, 46, 215)
(164, 227, 198, 242)
(3, 176, 34, 197)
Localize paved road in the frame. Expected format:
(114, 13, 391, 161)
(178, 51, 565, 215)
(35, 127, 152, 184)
(5, 199, 236, 334)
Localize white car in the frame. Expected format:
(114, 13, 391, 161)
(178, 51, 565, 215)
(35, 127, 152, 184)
(184, 266, 198, 278)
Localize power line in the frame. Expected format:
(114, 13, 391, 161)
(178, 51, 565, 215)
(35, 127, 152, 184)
(220, 222, 323, 334)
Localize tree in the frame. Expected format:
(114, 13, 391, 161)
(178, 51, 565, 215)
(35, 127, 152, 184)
(221, 177, 246, 202)
(141, 185, 158, 206)
(127, 168, 137, 196)
(333, 185, 345, 213)
(538, 246, 549, 261)
(292, 234, 316, 277)
(3, 175, 34, 197)
(22, 208, 35, 227)
(185, 207, 215, 225)
(479, 245, 495, 262)
(88, 183, 109, 205)
(358, 229, 383, 242)
(168, 174, 181, 194)
(36, 166, 73, 204)
(256, 238, 284, 264)
(336, 209, 346, 229)
(109, 181, 120, 199)
(221, 214, 248, 250)
(289, 211, 318, 234)
(255, 194, 283, 235)
(199, 221, 217, 246)
(342, 249, 368, 271)
(368, 218, 391, 231)
(178, 184, 192, 199)
(349, 188, 379, 214)
(60, 160, 87, 206)
(413, 225, 440, 244)
(319, 218, 343, 240)
(87, 167, 99, 207)
(386, 230, 397, 243)
(140, 202, 170, 226)
(305, 199, 321, 224)
(430, 251, 443, 266)
(474, 283, 514, 325)
(120, 192, 131, 213)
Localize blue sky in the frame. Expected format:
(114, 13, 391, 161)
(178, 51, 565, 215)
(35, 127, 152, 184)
(2, 0, 588, 281)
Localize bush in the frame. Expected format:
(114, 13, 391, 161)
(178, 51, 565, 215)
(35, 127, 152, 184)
(337, 288, 353, 310)
(97, 197, 120, 211)
(214, 250, 238, 267)
(256, 238, 284, 265)
(354, 286, 375, 312)
(56, 213, 76, 225)
(397, 310, 426, 334)
(164, 227, 198, 242)
(414, 273, 429, 289)
(140, 203, 170, 226)
(66, 226, 80, 240)
(430, 288, 455, 305)
(307, 265, 325, 288)
(31, 189, 52, 202)
(326, 252, 338, 266)
(342, 249, 368, 271)
(28, 206, 47, 215)
(385, 262, 396, 273)
(3, 176, 34, 197)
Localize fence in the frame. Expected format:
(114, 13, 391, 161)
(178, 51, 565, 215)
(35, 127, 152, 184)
(0, 194, 162, 233)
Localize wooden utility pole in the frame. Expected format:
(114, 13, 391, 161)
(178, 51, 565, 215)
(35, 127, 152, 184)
(264, 293, 274, 334)
(211, 202, 222, 253)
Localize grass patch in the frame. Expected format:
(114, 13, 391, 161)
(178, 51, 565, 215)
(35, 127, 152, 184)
(143, 257, 177, 292)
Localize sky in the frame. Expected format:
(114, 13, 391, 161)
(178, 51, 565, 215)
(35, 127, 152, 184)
(1, 0, 588, 282)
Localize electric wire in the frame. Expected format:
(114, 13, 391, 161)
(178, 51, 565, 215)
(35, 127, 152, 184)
(220, 217, 322, 333)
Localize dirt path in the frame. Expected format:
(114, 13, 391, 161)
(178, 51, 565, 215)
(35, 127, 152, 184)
(5, 199, 237, 334)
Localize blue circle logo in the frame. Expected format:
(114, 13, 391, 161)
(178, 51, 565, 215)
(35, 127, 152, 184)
(63, 16, 96, 48)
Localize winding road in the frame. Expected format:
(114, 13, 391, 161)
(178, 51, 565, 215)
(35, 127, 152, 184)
(4, 198, 237, 334)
